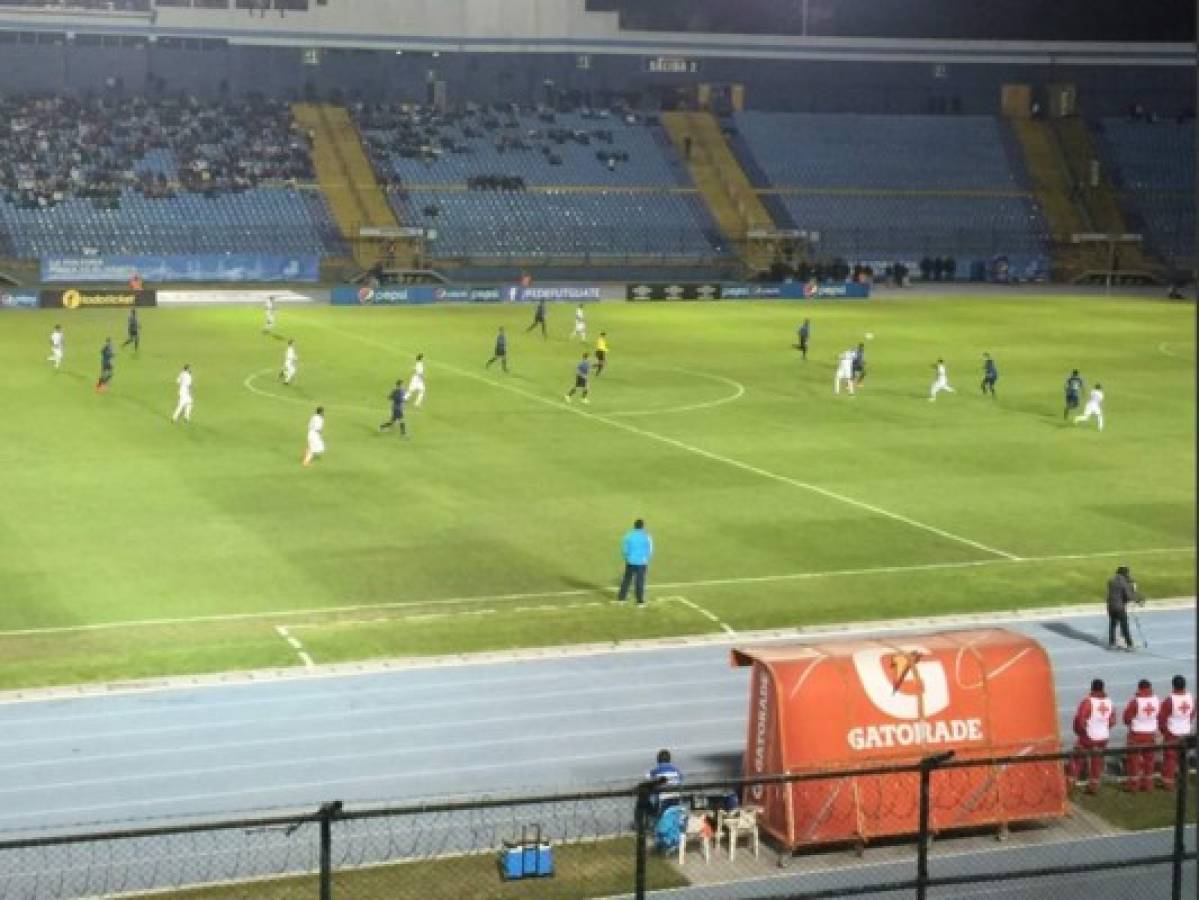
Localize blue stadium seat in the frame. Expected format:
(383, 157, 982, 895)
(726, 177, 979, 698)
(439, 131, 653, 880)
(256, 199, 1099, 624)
(1092, 119, 1195, 268)
(0, 187, 344, 258)
(397, 189, 726, 260)
(728, 112, 1049, 266)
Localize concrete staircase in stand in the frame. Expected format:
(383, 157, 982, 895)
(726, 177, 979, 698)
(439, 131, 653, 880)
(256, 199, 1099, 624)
(294, 102, 412, 270)
(662, 111, 778, 274)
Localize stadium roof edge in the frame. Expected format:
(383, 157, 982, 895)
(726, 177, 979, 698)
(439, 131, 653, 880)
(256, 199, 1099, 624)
(0, 13, 1191, 66)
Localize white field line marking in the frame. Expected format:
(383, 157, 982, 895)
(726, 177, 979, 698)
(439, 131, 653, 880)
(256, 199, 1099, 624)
(0, 546, 1191, 639)
(666, 596, 736, 635)
(605, 365, 746, 417)
(1157, 341, 1195, 361)
(287, 599, 641, 630)
(307, 320, 1021, 561)
(273, 626, 314, 669)
(242, 368, 377, 416)
(0, 600, 1190, 711)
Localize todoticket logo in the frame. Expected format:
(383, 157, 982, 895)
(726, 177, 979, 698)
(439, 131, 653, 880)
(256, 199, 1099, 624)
(847, 647, 984, 751)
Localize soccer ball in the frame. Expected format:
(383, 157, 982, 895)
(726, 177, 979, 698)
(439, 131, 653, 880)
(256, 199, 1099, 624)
(865, 332, 875, 340)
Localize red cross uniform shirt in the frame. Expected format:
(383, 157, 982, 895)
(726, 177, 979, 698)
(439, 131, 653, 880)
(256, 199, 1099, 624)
(1123, 690, 1160, 735)
(1159, 691, 1196, 738)
(1074, 693, 1115, 742)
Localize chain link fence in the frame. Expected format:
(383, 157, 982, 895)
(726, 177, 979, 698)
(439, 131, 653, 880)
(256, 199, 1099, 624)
(0, 744, 1191, 899)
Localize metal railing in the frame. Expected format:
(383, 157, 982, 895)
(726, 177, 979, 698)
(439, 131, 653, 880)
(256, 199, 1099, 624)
(0, 743, 1191, 899)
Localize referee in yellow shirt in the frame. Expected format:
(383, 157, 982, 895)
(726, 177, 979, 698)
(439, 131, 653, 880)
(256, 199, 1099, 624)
(595, 332, 609, 376)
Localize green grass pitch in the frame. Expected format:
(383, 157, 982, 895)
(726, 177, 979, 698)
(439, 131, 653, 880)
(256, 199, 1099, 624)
(0, 295, 1193, 690)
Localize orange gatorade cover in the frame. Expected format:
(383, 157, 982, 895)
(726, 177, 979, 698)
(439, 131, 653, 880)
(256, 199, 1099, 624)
(731, 628, 1066, 850)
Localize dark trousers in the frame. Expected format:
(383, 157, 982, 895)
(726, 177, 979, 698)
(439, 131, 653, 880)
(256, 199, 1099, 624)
(619, 564, 647, 604)
(1108, 608, 1132, 647)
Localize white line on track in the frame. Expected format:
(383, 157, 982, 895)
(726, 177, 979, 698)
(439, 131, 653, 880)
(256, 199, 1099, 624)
(0, 718, 740, 798)
(306, 320, 1022, 561)
(0, 693, 748, 761)
(0, 674, 746, 735)
(0, 547, 1190, 638)
(0, 740, 743, 825)
(273, 626, 314, 669)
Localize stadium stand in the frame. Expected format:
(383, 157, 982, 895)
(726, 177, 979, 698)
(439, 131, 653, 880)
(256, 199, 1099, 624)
(356, 103, 691, 188)
(353, 102, 729, 264)
(0, 95, 343, 258)
(0, 1, 149, 8)
(1091, 118, 1196, 269)
(399, 189, 722, 260)
(728, 112, 1051, 271)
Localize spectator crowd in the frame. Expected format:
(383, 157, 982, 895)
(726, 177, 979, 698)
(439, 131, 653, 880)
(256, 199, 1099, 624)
(354, 99, 649, 188)
(0, 94, 315, 210)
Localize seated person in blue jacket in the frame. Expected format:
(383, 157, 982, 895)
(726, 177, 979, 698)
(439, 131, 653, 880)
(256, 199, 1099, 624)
(647, 748, 684, 816)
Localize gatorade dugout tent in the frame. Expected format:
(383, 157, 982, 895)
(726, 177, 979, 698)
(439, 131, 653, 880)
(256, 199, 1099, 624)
(730, 628, 1066, 851)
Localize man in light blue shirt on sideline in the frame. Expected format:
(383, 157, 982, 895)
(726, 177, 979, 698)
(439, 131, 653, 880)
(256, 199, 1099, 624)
(618, 518, 653, 606)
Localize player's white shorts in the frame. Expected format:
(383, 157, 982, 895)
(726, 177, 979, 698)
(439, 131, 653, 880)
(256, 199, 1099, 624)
(307, 432, 325, 454)
(50, 349, 63, 364)
(409, 376, 425, 393)
(1082, 401, 1102, 416)
(836, 365, 853, 381)
(932, 377, 949, 391)
(178, 392, 193, 407)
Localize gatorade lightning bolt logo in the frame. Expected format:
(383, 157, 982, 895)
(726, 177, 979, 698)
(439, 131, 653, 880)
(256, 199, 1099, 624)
(847, 647, 983, 751)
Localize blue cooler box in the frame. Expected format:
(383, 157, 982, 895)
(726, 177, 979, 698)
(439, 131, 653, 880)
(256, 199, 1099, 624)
(499, 829, 554, 880)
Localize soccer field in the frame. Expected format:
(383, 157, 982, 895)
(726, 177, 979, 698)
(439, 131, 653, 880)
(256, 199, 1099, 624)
(0, 294, 1193, 690)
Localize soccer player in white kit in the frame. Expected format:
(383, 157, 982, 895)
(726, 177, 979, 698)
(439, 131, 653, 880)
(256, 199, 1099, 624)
(1074, 383, 1105, 431)
(302, 406, 325, 466)
(407, 353, 426, 407)
(929, 358, 955, 401)
(172, 364, 194, 423)
(570, 305, 587, 341)
(280, 339, 297, 384)
(47, 325, 64, 370)
(264, 295, 276, 332)
(834, 349, 856, 395)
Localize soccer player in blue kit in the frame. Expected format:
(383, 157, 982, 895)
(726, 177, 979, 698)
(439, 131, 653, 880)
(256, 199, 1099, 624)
(379, 379, 408, 437)
(981, 353, 998, 397)
(564, 352, 591, 404)
(1064, 369, 1084, 420)
(485, 327, 509, 372)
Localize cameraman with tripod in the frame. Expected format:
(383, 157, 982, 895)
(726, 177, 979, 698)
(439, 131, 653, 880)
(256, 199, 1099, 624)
(1107, 565, 1142, 652)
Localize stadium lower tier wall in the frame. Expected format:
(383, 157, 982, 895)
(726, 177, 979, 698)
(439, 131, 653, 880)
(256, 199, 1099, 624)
(0, 42, 1189, 115)
(333, 282, 872, 305)
(41, 255, 321, 284)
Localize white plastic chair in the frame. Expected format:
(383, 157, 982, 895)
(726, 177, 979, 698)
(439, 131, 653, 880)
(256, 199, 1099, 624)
(677, 811, 712, 864)
(718, 807, 760, 862)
